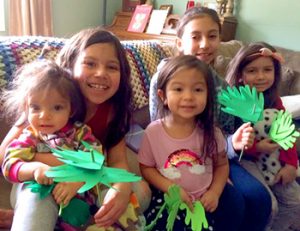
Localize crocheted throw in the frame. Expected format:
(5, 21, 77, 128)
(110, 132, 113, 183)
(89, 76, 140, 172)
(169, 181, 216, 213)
(0, 37, 173, 110)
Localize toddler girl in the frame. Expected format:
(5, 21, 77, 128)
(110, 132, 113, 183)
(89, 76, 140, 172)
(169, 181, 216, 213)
(139, 55, 243, 231)
(2, 60, 100, 230)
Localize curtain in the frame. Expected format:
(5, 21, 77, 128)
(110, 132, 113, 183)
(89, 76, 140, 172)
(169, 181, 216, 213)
(9, 0, 53, 36)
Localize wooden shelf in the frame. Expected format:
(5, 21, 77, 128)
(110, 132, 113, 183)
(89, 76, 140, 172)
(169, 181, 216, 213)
(106, 11, 176, 43)
(106, 11, 237, 43)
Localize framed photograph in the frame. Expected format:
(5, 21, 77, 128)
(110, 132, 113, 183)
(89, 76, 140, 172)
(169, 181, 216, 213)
(146, 9, 169, 35)
(159, 4, 173, 15)
(127, 4, 153, 33)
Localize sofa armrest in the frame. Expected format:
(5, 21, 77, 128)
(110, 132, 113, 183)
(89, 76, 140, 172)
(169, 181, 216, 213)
(281, 95, 300, 119)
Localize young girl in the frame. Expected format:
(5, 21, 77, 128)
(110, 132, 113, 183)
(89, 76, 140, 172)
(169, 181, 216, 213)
(149, 6, 271, 231)
(0, 28, 150, 230)
(226, 41, 300, 231)
(139, 55, 243, 231)
(1, 60, 101, 230)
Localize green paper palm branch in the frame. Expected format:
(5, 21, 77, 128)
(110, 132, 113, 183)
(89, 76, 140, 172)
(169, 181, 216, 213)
(164, 185, 182, 231)
(269, 110, 300, 150)
(217, 85, 264, 124)
(180, 201, 208, 231)
(145, 185, 208, 231)
(45, 141, 141, 193)
(46, 164, 141, 193)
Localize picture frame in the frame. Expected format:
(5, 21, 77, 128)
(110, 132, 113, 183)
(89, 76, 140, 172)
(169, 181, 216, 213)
(127, 4, 153, 33)
(159, 4, 173, 15)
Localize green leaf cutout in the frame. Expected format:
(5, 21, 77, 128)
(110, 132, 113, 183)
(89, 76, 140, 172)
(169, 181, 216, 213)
(269, 110, 300, 150)
(46, 141, 141, 193)
(180, 201, 209, 231)
(217, 85, 264, 124)
(24, 181, 55, 199)
(60, 197, 90, 227)
(50, 143, 104, 170)
(164, 185, 182, 231)
(145, 185, 208, 231)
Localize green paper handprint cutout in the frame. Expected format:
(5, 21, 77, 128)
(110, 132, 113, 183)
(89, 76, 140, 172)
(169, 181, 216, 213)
(269, 110, 300, 150)
(180, 201, 208, 231)
(164, 185, 182, 231)
(50, 141, 104, 170)
(218, 85, 264, 124)
(46, 141, 141, 193)
(144, 185, 209, 231)
(46, 164, 141, 193)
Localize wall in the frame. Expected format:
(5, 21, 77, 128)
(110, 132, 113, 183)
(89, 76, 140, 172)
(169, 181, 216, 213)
(0, 0, 113, 38)
(1, 0, 299, 50)
(52, 0, 103, 37)
(235, 0, 300, 51)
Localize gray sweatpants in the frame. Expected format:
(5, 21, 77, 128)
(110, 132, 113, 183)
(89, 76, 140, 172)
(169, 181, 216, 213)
(241, 160, 300, 231)
(10, 180, 151, 231)
(10, 183, 58, 231)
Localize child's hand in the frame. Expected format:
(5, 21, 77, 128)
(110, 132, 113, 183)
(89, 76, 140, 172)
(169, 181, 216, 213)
(256, 138, 279, 154)
(232, 122, 255, 151)
(52, 182, 84, 205)
(94, 187, 130, 228)
(274, 164, 297, 185)
(199, 190, 219, 212)
(180, 187, 193, 211)
(33, 163, 53, 185)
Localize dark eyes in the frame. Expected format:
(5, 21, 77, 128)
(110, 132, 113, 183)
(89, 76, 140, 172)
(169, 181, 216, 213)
(191, 34, 218, 40)
(83, 60, 96, 67)
(29, 104, 40, 111)
(54, 105, 64, 111)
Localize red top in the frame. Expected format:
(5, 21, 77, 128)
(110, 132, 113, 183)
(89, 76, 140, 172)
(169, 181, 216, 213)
(86, 101, 112, 143)
(245, 97, 298, 168)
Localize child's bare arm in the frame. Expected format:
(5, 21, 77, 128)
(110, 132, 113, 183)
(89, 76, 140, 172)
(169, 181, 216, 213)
(94, 138, 131, 228)
(200, 153, 229, 212)
(140, 164, 173, 193)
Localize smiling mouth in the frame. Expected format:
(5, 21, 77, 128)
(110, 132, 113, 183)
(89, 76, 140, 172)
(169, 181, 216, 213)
(88, 83, 108, 90)
(40, 125, 53, 128)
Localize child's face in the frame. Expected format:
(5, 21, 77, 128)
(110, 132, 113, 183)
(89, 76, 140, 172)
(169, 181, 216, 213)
(159, 68, 208, 121)
(176, 16, 220, 64)
(27, 88, 71, 135)
(73, 43, 121, 107)
(242, 56, 275, 92)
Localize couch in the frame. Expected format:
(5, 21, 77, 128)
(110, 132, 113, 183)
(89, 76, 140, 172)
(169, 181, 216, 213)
(0, 36, 299, 152)
(0, 36, 300, 231)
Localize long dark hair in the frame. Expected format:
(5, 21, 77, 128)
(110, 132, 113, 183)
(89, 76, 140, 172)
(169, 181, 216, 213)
(57, 27, 132, 150)
(157, 55, 217, 157)
(226, 42, 282, 108)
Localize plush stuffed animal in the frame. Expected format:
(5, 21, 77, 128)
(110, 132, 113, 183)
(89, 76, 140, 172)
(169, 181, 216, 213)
(254, 109, 282, 185)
